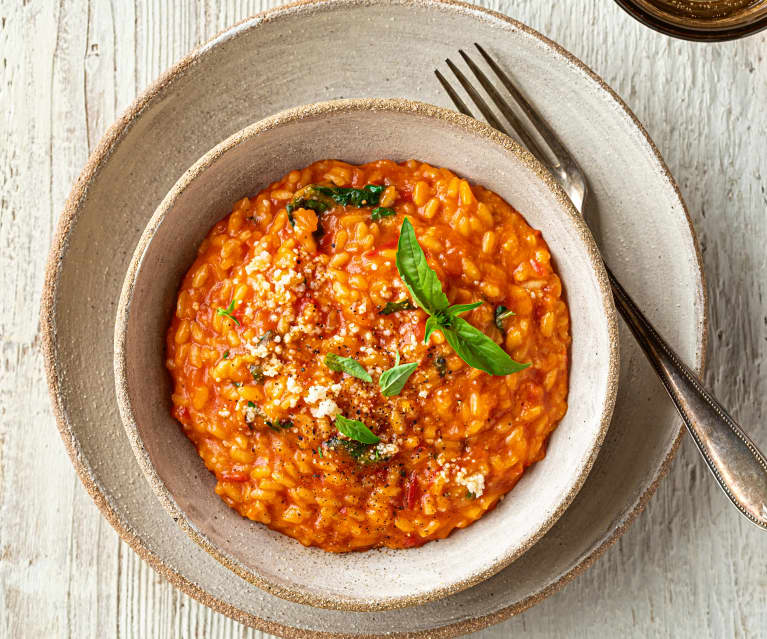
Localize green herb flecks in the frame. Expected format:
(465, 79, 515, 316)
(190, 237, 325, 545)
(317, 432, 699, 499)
(494, 305, 515, 331)
(313, 184, 385, 208)
(216, 299, 240, 326)
(244, 401, 261, 430)
(395, 218, 529, 376)
(288, 184, 386, 215)
(334, 414, 380, 444)
(288, 184, 386, 240)
(257, 330, 274, 345)
(371, 206, 396, 221)
(379, 351, 418, 397)
(324, 353, 372, 382)
(285, 194, 328, 238)
(286, 198, 329, 215)
(324, 436, 393, 465)
(380, 299, 415, 315)
(265, 418, 294, 432)
(223, 350, 229, 359)
(248, 364, 264, 382)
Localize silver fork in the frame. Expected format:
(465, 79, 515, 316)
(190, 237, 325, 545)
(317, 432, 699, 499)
(437, 43, 767, 530)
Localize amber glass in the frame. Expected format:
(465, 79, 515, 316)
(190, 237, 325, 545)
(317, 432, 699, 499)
(614, 0, 767, 40)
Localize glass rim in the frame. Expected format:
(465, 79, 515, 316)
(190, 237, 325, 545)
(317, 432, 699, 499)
(613, 0, 767, 41)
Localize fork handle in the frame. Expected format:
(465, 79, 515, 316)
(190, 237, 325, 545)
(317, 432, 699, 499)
(607, 266, 767, 529)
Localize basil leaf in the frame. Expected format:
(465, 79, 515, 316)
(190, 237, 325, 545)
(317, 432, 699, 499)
(371, 206, 396, 221)
(379, 352, 418, 396)
(423, 302, 481, 344)
(324, 353, 372, 382)
(423, 316, 442, 344)
(380, 299, 415, 314)
(334, 415, 380, 444)
(287, 198, 329, 215)
(494, 305, 515, 330)
(289, 184, 384, 216)
(442, 318, 529, 375)
(394, 218, 529, 377)
(313, 184, 384, 207)
(396, 218, 449, 314)
(446, 301, 483, 317)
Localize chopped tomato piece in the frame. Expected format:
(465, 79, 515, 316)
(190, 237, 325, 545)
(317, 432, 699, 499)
(220, 471, 249, 482)
(363, 239, 397, 258)
(402, 534, 424, 548)
(296, 294, 317, 315)
(531, 258, 545, 276)
(416, 317, 427, 342)
(403, 471, 419, 510)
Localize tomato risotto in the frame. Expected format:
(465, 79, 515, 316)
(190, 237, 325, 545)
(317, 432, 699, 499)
(166, 159, 570, 552)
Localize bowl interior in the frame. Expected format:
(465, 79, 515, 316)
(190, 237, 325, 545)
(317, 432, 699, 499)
(116, 99, 617, 610)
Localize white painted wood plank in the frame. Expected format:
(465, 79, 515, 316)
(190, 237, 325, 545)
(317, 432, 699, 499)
(0, 0, 765, 637)
(1, 2, 87, 638)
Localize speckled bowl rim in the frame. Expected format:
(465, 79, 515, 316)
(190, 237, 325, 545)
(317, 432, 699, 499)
(113, 97, 620, 612)
(40, 0, 709, 635)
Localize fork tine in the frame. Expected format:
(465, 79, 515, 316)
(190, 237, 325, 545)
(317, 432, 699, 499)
(457, 49, 550, 164)
(473, 43, 570, 163)
(434, 69, 475, 119)
(443, 58, 509, 135)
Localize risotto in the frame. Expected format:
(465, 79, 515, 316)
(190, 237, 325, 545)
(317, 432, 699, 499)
(166, 159, 570, 552)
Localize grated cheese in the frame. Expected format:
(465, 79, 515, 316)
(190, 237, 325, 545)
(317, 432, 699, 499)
(306, 385, 328, 404)
(243, 404, 258, 423)
(286, 376, 303, 394)
(311, 398, 340, 419)
(455, 470, 485, 498)
(375, 442, 399, 457)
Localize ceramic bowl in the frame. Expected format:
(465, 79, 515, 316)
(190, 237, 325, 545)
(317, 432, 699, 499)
(114, 98, 619, 611)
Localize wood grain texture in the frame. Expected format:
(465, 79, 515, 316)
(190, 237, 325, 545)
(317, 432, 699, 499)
(0, 0, 765, 637)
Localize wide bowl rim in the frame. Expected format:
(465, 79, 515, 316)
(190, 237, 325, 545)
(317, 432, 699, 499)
(113, 96, 620, 612)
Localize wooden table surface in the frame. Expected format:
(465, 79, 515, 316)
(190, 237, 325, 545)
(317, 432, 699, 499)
(2, 0, 766, 637)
